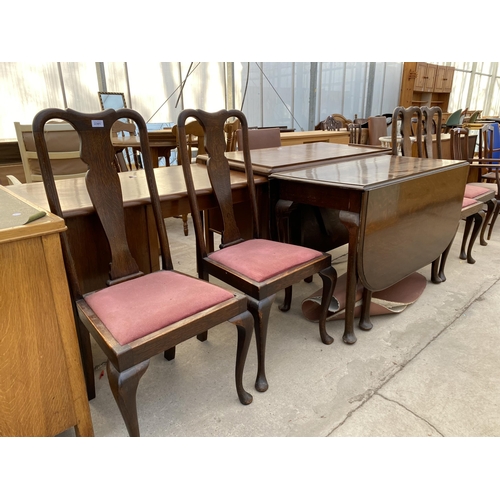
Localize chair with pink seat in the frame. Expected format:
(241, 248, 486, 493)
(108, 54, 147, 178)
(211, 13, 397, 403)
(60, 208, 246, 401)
(177, 108, 337, 394)
(33, 107, 254, 437)
(431, 126, 495, 282)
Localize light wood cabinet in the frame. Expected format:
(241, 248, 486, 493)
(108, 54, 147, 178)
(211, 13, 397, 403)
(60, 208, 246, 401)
(423, 64, 437, 92)
(434, 65, 455, 94)
(399, 62, 455, 113)
(413, 62, 428, 91)
(0, 187, 93, 436)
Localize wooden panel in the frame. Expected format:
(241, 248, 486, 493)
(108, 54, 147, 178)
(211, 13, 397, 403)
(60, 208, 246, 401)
(0, 188, 93, 436)
(0, 236, 75, 436)
(423, 64, 437, 92)
(0, 140, 21, 164)
(280, 130, 349, 146)
(443, 66, 455, 93)
(414, 62, 427, 91)
(359, 165, 468, 291)
(65, 205, 154, 293)
(434, 65, 455, 94)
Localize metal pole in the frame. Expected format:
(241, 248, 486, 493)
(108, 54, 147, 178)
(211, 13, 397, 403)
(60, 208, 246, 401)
(96, 62, 106, 92)
(226, 62, 235, 110)
(308, 62, 318, 131)
(365, 62, 376, 117)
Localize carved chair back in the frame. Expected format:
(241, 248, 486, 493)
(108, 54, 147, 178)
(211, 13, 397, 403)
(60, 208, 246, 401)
(33, 107, 173, 294)
(422, 106, 443, 159)
(178, 109, 259, 255)
(320, 115, 342, 131)
(392, 106, 423, 157)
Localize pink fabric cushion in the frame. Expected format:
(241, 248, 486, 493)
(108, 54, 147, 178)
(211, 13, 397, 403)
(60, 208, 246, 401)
(468, 181, 498, 194)
(464, 184, 494, 198)
(462, 197, 478, 208)
(208, 239, 324, 282)
(84, 271, 234, 345)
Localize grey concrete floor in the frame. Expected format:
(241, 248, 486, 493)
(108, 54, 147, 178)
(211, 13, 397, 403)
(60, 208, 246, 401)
(65, 215, 500, 438)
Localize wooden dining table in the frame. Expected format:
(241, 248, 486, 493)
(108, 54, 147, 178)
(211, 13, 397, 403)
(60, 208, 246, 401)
(279, 129, 350, 146)
(113, 128, 178, 168)
(199, 142, 392, 251)
(6, 164, 266, 293)
(270, 155, 470, 345)
(221, 141, 392, 176)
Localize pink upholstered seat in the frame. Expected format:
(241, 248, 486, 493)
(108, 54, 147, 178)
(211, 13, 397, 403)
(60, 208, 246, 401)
(85, 271, 234, 345)
(464, 184, 494, 199)
(208, 239, 323, 282)
(462, 197, 478, 209)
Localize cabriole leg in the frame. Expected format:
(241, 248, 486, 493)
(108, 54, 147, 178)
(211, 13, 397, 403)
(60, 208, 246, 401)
(107, 359, 150, 437)
(248, 295, 275, 393)
(229, 310, 254, 405)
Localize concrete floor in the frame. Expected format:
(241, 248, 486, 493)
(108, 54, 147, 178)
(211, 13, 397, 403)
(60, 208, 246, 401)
(63, 215, 500, 438)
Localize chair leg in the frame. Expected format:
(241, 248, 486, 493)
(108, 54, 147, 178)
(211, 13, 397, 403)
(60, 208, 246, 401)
(487, 201, 500, 240)
(164, 346, 176, 360)
(480, 200, 495, 246)
(228, 310, 254, 405)
(317, 266, 337, 345)
(75, 317, 96, 400)
(247, 294, 275, 393)
(172, 214, 189, 236)
(460, 216, 474, 261)
(107, 359, 150, 437)
(359, 287, 373, 331)
(278, 286, 292, 311)
(465, 212, 485, 264)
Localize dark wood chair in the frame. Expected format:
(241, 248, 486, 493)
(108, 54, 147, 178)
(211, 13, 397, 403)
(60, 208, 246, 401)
(32, 107, 254, 437)
(177, 108, 337, 393)
(424, 114, 494, 282)
(422, 106, 442, 159)
(330, 113, 351, 128)
(464, 123, 500, 240)
(392, 106, 423, 157)
(316, 115, 342, 131)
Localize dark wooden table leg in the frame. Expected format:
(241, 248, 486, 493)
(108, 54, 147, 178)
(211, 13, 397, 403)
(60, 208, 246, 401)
(339, 210, 360, 344)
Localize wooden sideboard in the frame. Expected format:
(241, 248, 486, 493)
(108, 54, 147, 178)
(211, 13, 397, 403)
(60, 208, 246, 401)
(399, 62, 455, 116)
(279, 130, 350, 146)
(0, 186, 93, 436)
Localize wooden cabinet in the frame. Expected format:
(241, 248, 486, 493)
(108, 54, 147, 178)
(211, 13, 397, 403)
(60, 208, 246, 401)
(399, 62, 455, 113)
(434, 65, 455, 93)
(423, 64, 437, 92)
(413, 62, 428, 91)
(0, 187, 93, 436)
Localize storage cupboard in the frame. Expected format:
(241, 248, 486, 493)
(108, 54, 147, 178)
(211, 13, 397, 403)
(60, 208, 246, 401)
(399, 62, 455, 115)
(0, 186, 93, 437)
